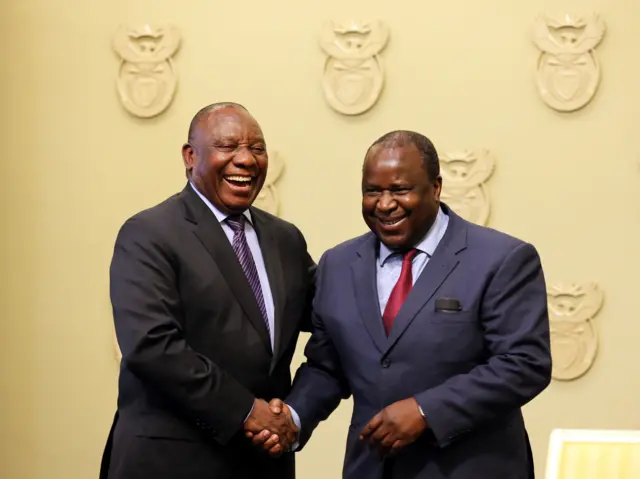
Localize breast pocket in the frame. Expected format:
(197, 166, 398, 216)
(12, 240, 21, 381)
(428, 310, 477, 323)
(420, 312, 484, 364)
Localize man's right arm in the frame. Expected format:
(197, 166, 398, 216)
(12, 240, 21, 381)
(112, 216, 266, 445)
(283, 252, 352, 449)
(249, 251, 350, 454)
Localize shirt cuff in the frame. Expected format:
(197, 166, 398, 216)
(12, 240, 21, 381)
(287, 404, 301, 451)
(418, 404, 427, 421)
(243, 402, 254, 424)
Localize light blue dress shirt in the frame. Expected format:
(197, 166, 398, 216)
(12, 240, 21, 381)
(189, 182, 275, 349)
(288, 207, 449, 447)
(377, 207, 449, 314)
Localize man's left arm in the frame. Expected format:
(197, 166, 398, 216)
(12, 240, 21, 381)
(414, 241, 552, 447)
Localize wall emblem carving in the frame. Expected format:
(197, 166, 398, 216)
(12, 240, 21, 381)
(254, 151, 284, 215)
(547, 282, 604, 381)
(319, 20, 389, 115)
(440, 149, 495, 225)
(532, 14, 606, 112)
(113, 24, 181, 118)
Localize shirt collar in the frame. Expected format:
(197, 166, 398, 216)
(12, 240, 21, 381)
(378, 206, 449, 266)
(189, 182, 253, 224)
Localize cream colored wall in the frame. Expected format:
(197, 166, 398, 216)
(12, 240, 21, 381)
(1, 0, 638, 478)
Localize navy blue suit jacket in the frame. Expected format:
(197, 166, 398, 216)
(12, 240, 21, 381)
(287, 205, 551, 479)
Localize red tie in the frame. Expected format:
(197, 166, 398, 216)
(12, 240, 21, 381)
(382, 249, 418, 336)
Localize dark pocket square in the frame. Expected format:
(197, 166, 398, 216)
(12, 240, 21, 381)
(435, 297, 462, 312)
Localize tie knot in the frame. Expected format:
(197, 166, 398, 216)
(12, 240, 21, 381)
(402, 248, 418, 263)
(226, 215, 245, 233)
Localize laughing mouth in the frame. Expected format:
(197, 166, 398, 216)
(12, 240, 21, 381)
(377, 217, 406, 227)
(224, 175, 254, 187)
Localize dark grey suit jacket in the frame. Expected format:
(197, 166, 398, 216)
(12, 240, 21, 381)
(100, 184, 314, 479)
(287, 205, 551, 479)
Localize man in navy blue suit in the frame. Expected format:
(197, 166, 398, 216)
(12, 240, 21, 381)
(252, 130, 552, 478)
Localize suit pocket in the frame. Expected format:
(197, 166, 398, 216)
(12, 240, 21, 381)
(428, 311, 477, 323)
(135, 434, 195, 443)
(132, 415, 201, 442)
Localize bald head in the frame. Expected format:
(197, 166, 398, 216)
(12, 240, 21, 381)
(181, 101, 268, 215)
(187, 102, 249, 144)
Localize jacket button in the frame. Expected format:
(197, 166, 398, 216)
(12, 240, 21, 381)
(381, 359, 390, 368)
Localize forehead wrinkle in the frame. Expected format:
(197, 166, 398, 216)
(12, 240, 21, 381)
(199, 110, 264, 145)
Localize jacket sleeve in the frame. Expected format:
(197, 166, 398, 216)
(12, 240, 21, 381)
(285, 251, 351, 449)
(111, 216, 254, 445)
(415, 242, 552, 447)
(294, 226, 317, 334)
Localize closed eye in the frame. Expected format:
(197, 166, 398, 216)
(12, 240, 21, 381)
(214, 144, 236, 151)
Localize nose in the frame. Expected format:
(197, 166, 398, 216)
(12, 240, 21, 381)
(232, 146, 257, 168)
(376, 191, 397, 213)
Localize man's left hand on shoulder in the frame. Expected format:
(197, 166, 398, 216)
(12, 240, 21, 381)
(359, 397, 427, 456)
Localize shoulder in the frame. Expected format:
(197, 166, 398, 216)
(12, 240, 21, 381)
(114, 192, 183, 245)
(462, 219, 541, 266)
(319, 232, 373, 265)
(250, 207, 308, 246)
(466, 221, 526, 250)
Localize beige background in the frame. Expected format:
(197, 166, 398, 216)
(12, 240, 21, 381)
(1, 0, 638, 478)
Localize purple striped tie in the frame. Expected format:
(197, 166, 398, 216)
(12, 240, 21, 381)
(225, 215, 270, 337)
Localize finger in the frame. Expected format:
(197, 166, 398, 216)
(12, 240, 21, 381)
(380, 433, 396, 450)
(245, 431, 254, 439)
(389, 439, 405, 455)
(375, 433, 395, 457)
(251, 430, 274, 446)
(283, 426, 297, 445)
(268, 444, 284, 457)
(360, 413, 383, 439)
(369, 423, 389, 444)
(269, 398, 284, 415)
(262, 434, 280, 450)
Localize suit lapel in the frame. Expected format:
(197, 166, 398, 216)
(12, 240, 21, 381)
(181, 186, 272, 353)
(251, 209, 286, 371)
(352, 234, 388, 354)
(384, 208, 468, 354)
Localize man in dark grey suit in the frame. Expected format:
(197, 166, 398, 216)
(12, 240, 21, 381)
(255, 130, 551, 478)
(100, 102, 312, 479)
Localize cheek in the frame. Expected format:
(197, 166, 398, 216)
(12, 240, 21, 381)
(197, 155, 225, 178)
(396, 195, 419, 212)
(362, 198, 377, 214)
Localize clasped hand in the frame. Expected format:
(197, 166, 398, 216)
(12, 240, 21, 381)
(243, 398, 297, 457)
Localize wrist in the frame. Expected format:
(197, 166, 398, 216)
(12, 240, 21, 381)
(243, 398, 258, 427)
(414, 398, 429, 428)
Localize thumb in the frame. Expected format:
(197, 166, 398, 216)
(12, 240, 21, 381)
(269, 398, 284, 414)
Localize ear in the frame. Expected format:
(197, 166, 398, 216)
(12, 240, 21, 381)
(182, 143, 196, 175)
(433, 176, 443, 201)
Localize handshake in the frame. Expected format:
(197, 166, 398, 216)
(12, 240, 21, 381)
(242, 396, 429, 458)
(243, 398, 298, 457)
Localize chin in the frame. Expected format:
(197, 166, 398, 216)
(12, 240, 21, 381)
(377, 231, 408, 249)
(219, 198, 250, 213)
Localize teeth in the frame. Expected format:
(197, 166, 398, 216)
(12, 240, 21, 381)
(380, 218, 403, 225)
(226, 176, 252, 183)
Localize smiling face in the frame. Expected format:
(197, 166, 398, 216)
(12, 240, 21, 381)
(182, 106, 268, 214)
(362, 143, 442, 249)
